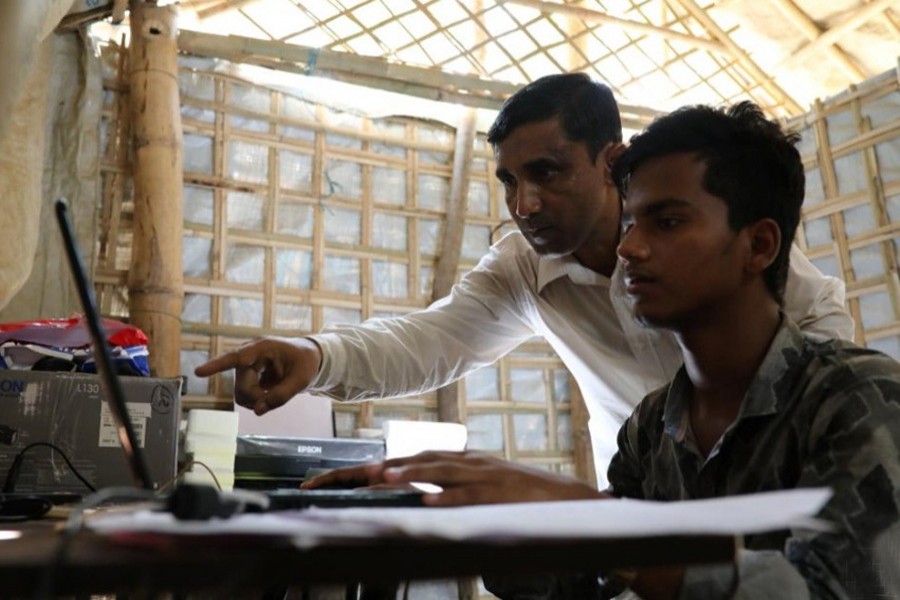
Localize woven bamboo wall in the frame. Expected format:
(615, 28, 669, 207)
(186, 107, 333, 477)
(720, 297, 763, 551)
(95, 41, 580, 477)
(788, 64, 900, 359)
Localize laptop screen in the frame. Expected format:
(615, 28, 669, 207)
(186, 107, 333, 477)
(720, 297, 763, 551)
(55, 198, 154, 491)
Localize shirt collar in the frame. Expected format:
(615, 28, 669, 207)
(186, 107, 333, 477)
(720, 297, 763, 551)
(536, 253, 613, 292)
(663, 314, 805, 439)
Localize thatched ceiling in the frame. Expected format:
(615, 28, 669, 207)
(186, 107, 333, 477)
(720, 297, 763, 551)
(80, 0, 900, 120)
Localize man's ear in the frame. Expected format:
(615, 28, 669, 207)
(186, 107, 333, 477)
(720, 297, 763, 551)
(603, 142, 626, 183)
(746, 219, 781, 275)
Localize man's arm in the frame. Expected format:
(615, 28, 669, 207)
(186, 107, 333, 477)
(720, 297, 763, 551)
(196, 234, 538, 412)
(783, 245, 855, 341)
(305, 237, 537, 401)
(306, 278, 534, 402)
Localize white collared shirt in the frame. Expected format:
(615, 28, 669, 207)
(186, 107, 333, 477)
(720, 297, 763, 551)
(309, 232, 854, 487)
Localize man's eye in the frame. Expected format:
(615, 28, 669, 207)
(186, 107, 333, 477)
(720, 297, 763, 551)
(621, 221, 634, 235)
(658, 217, 681, 229)
(534, 167, 559, 181)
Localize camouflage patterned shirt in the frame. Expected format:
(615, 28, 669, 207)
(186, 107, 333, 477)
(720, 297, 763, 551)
(607, 317, 900, 600)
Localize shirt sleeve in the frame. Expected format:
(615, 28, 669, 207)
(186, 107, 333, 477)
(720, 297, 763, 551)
(305, 238, 537, 401)
(783, 358, 900, 599)
(679, 551, 807, 600)
(612, 354, 900, 600)
(783, 245, 855, 341)
(606, 398, 657, 499)
(688, 356, 900, 600)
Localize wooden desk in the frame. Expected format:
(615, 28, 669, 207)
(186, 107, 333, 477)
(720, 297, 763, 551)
(0, 519, 736, 597)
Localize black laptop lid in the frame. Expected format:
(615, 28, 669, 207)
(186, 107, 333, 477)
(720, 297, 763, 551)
(55, 198, 154, 490)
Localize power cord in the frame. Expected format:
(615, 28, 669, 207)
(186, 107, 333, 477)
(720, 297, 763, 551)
(2, 442, 97, 493)
(156, 460, 222, 493)
(35, 460, 260, 598)
(36, 486, 160, 600)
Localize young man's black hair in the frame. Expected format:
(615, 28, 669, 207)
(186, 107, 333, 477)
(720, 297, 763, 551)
(612, 101, 804, 303)
(487, 73, 623, 160)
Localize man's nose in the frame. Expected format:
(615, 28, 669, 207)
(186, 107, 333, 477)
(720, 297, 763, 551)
(617, 226, 650, 262)
(514, 183, 541, 218)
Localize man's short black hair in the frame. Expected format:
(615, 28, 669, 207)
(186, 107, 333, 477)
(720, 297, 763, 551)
(487, 73, 622, 160)
(612, 101, 805, 303)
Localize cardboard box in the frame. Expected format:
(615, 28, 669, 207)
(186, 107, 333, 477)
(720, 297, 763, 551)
(0, 371, 181, 493)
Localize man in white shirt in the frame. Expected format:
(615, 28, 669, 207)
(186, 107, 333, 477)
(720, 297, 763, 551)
(195, 73, 853, 486)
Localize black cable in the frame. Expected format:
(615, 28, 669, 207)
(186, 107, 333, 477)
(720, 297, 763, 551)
(36, 486, 159, 600)
(2, 442, 97, 493)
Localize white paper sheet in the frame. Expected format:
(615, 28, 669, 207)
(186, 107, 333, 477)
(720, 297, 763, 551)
(87, 487, 832, 544)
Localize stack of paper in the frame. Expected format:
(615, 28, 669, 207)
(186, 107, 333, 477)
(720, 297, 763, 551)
(88, 488, 834, 542)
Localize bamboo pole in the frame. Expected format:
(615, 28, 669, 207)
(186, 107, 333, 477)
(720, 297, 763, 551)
(760, 0, 865, 81)
(128, 3, 184, 377)
(779, 0, 899, 73)
(669, 0, 804, 114)
(562, 0, 599, 488)
(197, 0, 260, 20)
(434, 109, 477, 425)
(502, 0, 726, 53)
(568, 375, 597, 488)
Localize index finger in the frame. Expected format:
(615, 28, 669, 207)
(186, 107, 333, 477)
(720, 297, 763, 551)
(194, 351, 243, 377)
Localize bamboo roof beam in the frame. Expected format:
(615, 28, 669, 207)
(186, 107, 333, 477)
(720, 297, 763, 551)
(57, 4, 113, 31)
(668, 0, 803, 114)
(178, 30, 663, 129)
(501, 0, 727, 54)
(179, 30, 521, 98)
(197, 0, 261, 20)
(883, 7, 900, 35)
(179, 0, 222, 8)
(778, 0, 900, 73)
(762, 0, 866, 81)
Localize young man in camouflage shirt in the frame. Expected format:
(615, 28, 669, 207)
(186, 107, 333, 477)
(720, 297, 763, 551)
(602, 101, 900, 599)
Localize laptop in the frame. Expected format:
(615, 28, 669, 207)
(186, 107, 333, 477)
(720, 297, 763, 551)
(54, 199, 422, 514)
(55, 199, 154, 491)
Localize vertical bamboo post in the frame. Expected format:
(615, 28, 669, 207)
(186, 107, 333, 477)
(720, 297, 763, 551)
(565, 0, 599, 487)
(128, 3, 184, 377)
(433, 109, 476, 425)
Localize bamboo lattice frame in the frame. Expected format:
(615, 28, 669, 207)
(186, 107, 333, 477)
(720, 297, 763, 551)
(789, 63, 900, 358)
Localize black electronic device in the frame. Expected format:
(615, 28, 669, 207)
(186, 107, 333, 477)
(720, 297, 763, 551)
(55, 199, 153, 491)
(234, 435, 386, 490)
